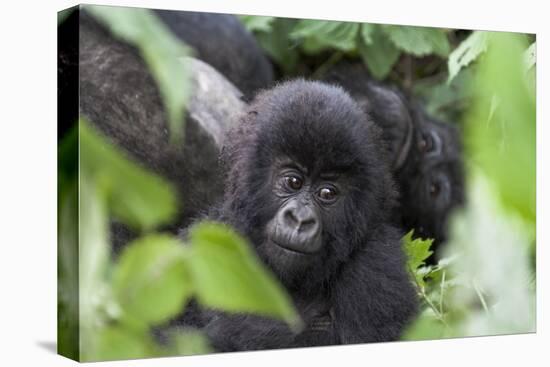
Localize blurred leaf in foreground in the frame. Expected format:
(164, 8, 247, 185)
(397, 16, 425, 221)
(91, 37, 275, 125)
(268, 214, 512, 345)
(112, 235, 192, 327)
(444, 174, 535, 336)
(86, 5, 191, 142)
(187, 221, 301, 327)
(466, 32, 535, 228)
(79, 119, 177, 231)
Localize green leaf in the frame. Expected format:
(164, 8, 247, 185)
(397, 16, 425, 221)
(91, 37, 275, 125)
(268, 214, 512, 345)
(255, 18, 300, 74)
(86, 5, 191, 142)
(357, 27, 401, 79)
(187, 221, 300, 326)
(290, 20, 360, 53)
(168, 329, 212, 356)
(402, 230, 434, 287)
(91, 326, 156, 361)
(239, 15, 275, 33)
(382, 25, 450, 57)
(79, 119, 178, 231)
(466, 32, 535, 227)
(112, 234, 192, 326)
(360, 23, 376, 44)
(447, 31, 489, 83)
(402, 308, 453, 340)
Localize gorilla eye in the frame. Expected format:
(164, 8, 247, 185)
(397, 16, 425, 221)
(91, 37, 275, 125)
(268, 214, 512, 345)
(284, 175, 303, 191)
(418, 132, 434, 153)
(318, 187, 338, 202)
(429, 182, 440, 197)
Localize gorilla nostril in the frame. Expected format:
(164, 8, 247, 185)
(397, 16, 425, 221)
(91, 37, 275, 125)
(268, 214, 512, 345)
(283, 208, 300, 229)
(299, 217, 318, 233)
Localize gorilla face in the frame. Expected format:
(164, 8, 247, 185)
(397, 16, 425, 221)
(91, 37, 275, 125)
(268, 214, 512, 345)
(220, 79, 396, 288)
(398, 106, 464, 244)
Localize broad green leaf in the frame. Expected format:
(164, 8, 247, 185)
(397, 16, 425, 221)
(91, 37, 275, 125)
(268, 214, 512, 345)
(113, 234, 192, 326)
(402, 230, 434, 288)
(187, 221, 300, 326)
(466, 32, 535, 226)
(255, 18, 300, 74)
(91, 326, 156, 361)
(360, 23, 376, 44)
(79, 119, 177, 231)
(357, 27, 400, 79)
(86, 5, 191, 142)
(169, 330, 212, 356)
(290, 20, 360, 53)
(447, 31, 488, 83)
(382, 25, 450, 57)
(239, 15, 275, 33)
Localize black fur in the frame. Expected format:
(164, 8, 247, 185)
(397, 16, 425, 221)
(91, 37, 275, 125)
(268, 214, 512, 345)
(155, 10, 274, 98)
(323, 62, 464, 253)
(184, 80, 418, 352)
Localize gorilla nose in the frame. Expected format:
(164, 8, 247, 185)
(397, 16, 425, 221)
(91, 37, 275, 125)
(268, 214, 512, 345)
(283, 205, 319, 236)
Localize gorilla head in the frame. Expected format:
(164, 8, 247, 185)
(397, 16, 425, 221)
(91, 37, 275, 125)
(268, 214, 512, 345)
(397, 104, 464, 244)
(220, 79, 398, 289)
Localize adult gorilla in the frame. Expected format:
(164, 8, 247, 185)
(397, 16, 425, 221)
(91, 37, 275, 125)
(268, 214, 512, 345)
(182, 80, 418, 352)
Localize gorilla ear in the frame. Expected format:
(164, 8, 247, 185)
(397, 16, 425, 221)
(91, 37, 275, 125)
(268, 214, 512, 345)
(364, 84, 414, 170)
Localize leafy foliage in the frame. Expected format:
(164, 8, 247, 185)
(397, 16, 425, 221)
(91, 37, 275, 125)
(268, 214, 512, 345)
(466, 32, 536, 228)
(79, 121, 177, 231)
(240, 16, 452, 80)
(447, 31, 488, 83)
(58, 10, 537, 360)
(381, 25, 450, 57)
(86, 5, 191, 142)
(357, 25, 401, 79)
(188, 222, 299, 326)
(403, 32, 536, 341)
(59, 120, 299, 361)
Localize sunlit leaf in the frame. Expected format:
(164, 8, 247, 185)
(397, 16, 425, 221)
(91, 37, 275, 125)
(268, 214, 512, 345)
(403, 230, 433, 271)
(447, 31, 489, 83)
(444, 174, 536, 335)
(86, 5, 191, 142)
(79, 119, 177, 231)
(113, 235, 192, 326)
(187, 221, 300, 326)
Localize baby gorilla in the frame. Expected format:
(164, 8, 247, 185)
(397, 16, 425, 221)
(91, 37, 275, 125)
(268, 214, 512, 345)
(195, 80, 417, 352)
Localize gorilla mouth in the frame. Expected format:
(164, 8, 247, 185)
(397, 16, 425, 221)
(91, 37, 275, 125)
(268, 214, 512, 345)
(270, 238, 313, 255)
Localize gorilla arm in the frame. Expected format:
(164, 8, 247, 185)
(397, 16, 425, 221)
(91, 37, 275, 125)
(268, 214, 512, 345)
(331, 226, 418, 344)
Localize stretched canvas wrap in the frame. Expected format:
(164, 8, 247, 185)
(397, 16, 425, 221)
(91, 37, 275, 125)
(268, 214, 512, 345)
(57, 4, 536, 362)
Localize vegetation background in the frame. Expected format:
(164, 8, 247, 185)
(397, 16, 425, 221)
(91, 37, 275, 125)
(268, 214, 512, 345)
(57, 5, 536, 362)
